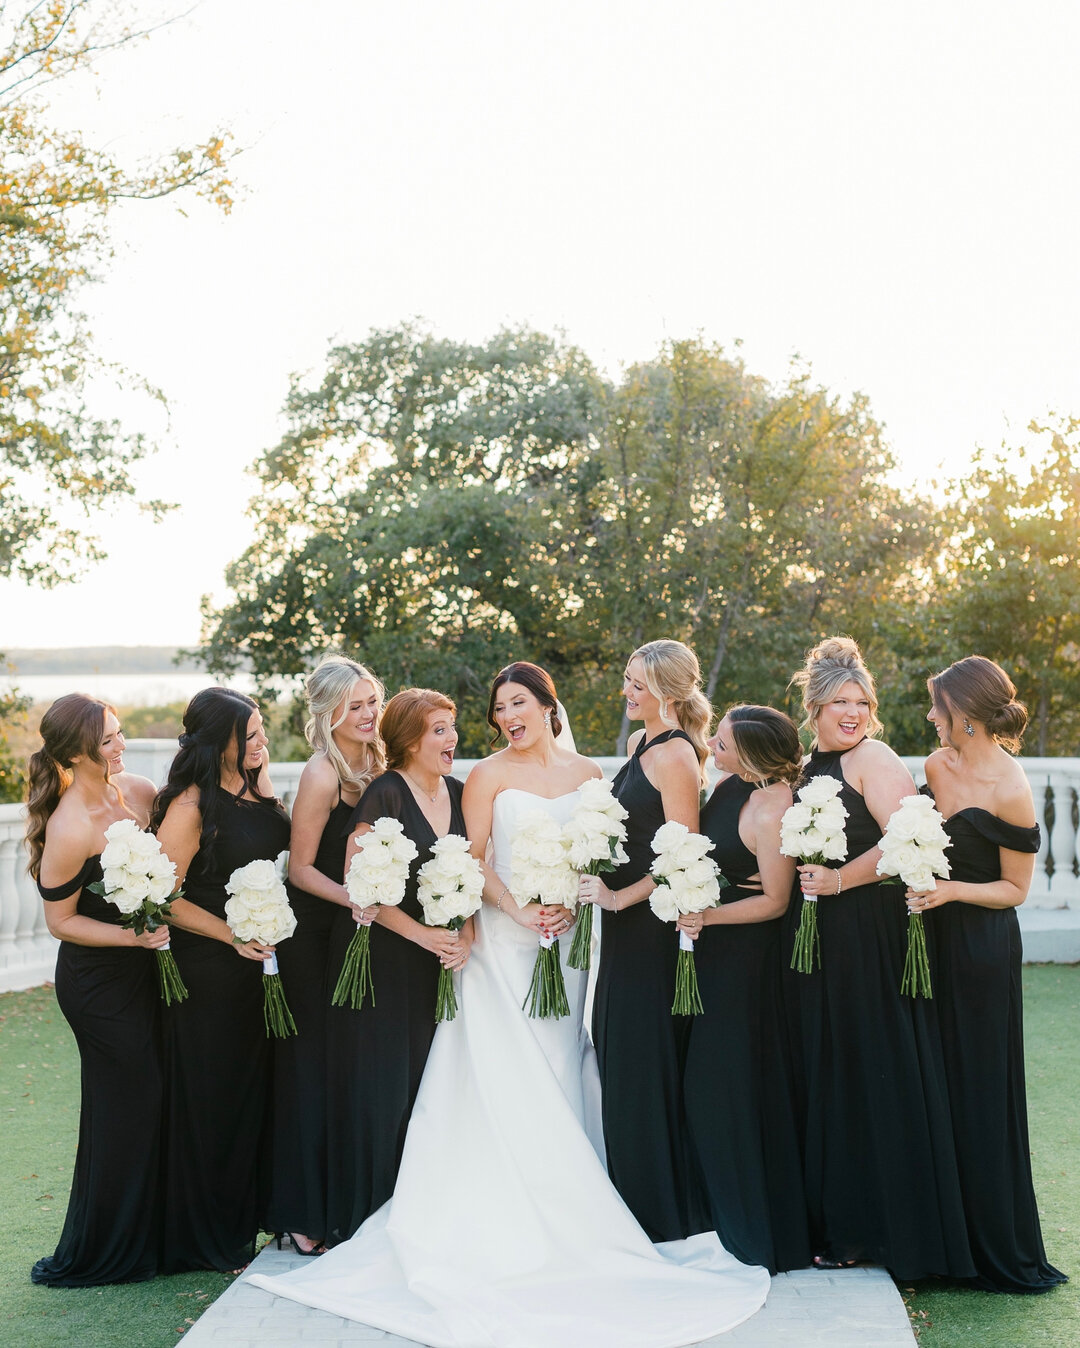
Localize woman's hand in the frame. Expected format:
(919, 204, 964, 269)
(233, 938, 276, 961)
(417, 926, 466, 967)
(676, 912, 705, 941)
(906, 881, 955, 912)
(797, 864, 840, 896)
(349, 903, 378, 926)
(133, 925, 173, 951)
(539, 904, 576, 938)
(578, 876, 618, 910)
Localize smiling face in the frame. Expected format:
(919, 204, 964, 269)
(99, 711, 126, 776)
(926, 691, 958, 748)
(493, 681, 549, 751)
(622, 656, 664, 725)
(224, 709, 268, 778)
(814, 680, 871, 752)
(404, 707, 459, 778)
(707, 714, 744, 775)
(331, 678, 381, 754)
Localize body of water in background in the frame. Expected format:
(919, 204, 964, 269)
(0, 673, 302, 706)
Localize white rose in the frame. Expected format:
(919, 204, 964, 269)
(798, 776, 843, 807)
(648, 883, 680, 923)
(782, 802, 814, 833)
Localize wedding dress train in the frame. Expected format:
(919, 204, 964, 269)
(250, 789, 769, 1347)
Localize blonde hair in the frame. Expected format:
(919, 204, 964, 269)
(789, 636, 882, 743)
(304, 656, 386, 794)
(382, 689, 457, 770)
(631, 639, 712, 787)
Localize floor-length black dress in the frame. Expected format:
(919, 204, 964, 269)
(591, 729, 710, 1242)
(161, 789, 291, 1273)
(930, 803, 1067, 1292)
(33, 858, 163, 1286)
(264, 785, 355, 1242)
(786, 744, 974, 1279)
(324, 772, 463, 1247)
(685, 775, 811, 1274)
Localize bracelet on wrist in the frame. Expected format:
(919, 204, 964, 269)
(835, 869, 843, 894)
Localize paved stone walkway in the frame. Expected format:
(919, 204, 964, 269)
(182, 1244, 915, 1347)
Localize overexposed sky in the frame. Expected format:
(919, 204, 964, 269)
(4, 0, 1079, 649)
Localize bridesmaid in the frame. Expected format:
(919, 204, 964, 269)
(682, 704, 811, 1274)
(154, 688, 291, 1273)
(25, 695, 169, 1285)
(264, 656, 384, 1256)
(324, 688, 473, 1246)
(580, 639, 712, 1241)
(786, 637, 973, 1279)
(909, 657, 1066, 1293)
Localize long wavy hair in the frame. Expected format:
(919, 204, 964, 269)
(630, 640, 712, 788)
(25, 693, 114, 880)
(303, 655, 386, 793)
(150, 687, 264, 870)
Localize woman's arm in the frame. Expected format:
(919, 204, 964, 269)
(288, 757, 353, 908)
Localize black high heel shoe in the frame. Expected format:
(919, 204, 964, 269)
(274, 1232, 326, 1256)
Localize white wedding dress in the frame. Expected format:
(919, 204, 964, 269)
(249, 790, 769, 1347)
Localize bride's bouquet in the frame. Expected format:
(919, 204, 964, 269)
(510, 811, 580, 1019)
(224, 852, 298, 1037)
(88, 818, 188, 1006)
(416, 834, 484, 1023)
(649, 821, 726, 1016)
(563, 777, 629, 971)
(333, 817, 418, 1010)
(876, 794, 952, 999)
(779, 776, 848, 974)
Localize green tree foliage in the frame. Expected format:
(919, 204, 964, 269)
(0, 668, 30, 802)
(1, 1, 233, 584)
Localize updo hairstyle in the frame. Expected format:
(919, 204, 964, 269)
(25, 693, 113, 879)
(304, 654, 386, 792)
(381, 689, 457, 770)
(726, 705, 803, 786)
(486, 662, 563, 746)
(631, 639, 712, 788)
(928, 656, 1027, 754)
(790, 636, 882, 742)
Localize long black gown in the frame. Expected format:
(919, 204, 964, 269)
(33, 858, 163, 1286)
(929, 804, 1067, 1292)
(786, 744, 974, 1279)
(685, 774, 811, 1274)
(264, 785, 355, 1242)
(591, 728, 710, 1242)
(161, 789, 291, 1273)
(324, 772, 464, 1247)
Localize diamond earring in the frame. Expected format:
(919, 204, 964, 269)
(963, 719, 975, 737)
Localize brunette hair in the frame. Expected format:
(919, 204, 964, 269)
(789, 636, 882, 742)
(726, 705, 803, 786)
(381, 689, 457, 770)
(303, 654, 386, 792)
(630, 639, 712, 788)
(486, 662, 563, 746)
(150, 687, 265, 867)
(928, 656, 1028, 754)
(26, 693, 113, 879)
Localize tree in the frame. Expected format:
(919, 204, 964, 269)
(1, 1, 233, 584)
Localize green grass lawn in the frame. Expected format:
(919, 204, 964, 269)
(1, 968, 1076, 1348)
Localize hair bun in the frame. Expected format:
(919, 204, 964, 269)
(808, 636, 861, 669)
(986, 700, 1028, 748)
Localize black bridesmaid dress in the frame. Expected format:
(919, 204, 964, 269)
(685, 775, 811, 1274)
(33, 858, 163, 1285)
(264, 785, 355, 1243)
(324, 772, 464, 1246)
(929, 804, 1066, 1293)
(590, 728, 710, 1242)
(786, 744, 974, 1280)
(161, 789, 291, 1273)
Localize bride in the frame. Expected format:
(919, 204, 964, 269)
(250, 663, 770, 1348)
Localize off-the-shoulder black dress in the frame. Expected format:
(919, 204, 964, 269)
(33, 857, 162, 1285)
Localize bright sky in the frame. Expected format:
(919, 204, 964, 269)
(3, 0, 1079, 649)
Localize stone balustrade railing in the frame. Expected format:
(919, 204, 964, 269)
(2, 747, 1077, 993)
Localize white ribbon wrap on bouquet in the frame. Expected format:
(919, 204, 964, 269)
(262, 953, 279, 976)
(679, 930, 694, 953)
(539, 932, 557, 951)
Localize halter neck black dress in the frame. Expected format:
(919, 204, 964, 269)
(786, 744, 973, 1279)
(685, 774, 811, 1274)
(161, 788, 291, 1273)
(265, 782, 356, 1244)
(33, 857, 162, 1286)
(591, 728, 710, 1242)
(324, 771, 465, 1246)
(926, 797, 1066, 1293)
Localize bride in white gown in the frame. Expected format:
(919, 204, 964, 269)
(250, 663, 770, 1347)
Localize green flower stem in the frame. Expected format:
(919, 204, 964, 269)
(901, 911, 933, 999)
(154, 947, 188, 1006)
(790, 894, 821, 974)
(435, 967, 458, 1023)
(523, 933, 570, 1019)
(671, 933, 703, 1016)
(262, 962, 297, 1038)
(331, 921, 374, 1010)
(566, 903, 593, 971)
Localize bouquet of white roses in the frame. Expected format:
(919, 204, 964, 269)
(876, 794, 952, 999)
(88, 818, 188, 1006)
(649, 821, 727, 1016)
(416, 834, 484, 1022)
(779, 775, 849, 974)
(564, 777, 629, 972)
(333, 817, 418, 1010)
(224, 851, 298, 1037)
(510, 811, 580, 1019)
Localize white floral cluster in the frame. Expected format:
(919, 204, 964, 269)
(224, 854, 297, 944)
(648, 821, 723, 922)
(779, 775, 849, 862)
(563, 777, 630, 871)
(417, 835, 485, 927)
(98, 818, 177, 913)
(877, 795, 952, 892)
(345, 816, 419, 909)
(510, 810, 580, 910)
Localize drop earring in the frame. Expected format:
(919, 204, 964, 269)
(543, 711, 552, 728)
(963, 719, 975, 737)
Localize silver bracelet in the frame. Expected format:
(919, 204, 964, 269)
(835, 870, 843, 894)
(497, 887, 510, 912)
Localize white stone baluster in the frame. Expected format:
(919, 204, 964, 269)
(1046, 770, 1078, 906)
(0, 832, 20, 980)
